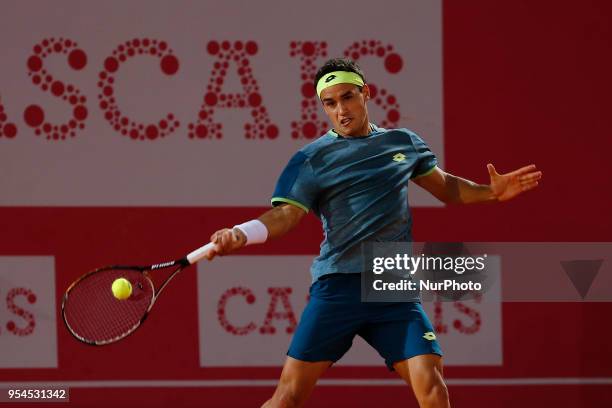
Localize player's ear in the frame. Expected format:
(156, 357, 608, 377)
(362, 84, 371, 100)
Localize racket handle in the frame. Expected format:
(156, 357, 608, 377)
(186, 242, 216, 265)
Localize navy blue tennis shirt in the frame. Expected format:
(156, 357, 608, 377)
(271, 125, 437, 282)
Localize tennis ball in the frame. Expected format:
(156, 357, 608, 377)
(111, 278, 132, 300)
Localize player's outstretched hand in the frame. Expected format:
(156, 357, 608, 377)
(206, 228, 247, 260)
(488, 163, 543, 202)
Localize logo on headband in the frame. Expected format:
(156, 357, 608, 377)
(325, 74, 336, 83)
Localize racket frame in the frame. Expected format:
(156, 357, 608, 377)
(61, 257, 190, 346)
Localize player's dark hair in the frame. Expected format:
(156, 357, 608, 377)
(313, 58, 366, 91)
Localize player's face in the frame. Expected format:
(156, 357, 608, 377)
(320, 83, 371, 137)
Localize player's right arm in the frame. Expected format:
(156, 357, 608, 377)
(205, 203, 307, 260)
(207, 148, 317, 260)
(258, 203, 307, 238)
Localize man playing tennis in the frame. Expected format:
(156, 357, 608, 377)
(207, 58, 542, 408)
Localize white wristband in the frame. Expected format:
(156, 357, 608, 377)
(233, 219, 268, 246)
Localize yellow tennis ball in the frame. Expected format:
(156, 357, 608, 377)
(111, 278, 132, 300)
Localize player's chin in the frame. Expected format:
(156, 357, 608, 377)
(337, 121, 355, 135)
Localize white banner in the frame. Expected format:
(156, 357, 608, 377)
(0, 0, 443, 206)
(197, 256, 502, 367)
(0, 256, 57, 368)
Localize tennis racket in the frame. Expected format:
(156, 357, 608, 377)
(61, 242, 215, 346)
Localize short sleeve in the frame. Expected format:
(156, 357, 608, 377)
(408, 131, 438, 179)
(271, 151, 318, 212)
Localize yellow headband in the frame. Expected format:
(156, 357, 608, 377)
(316, 71, 365, 98)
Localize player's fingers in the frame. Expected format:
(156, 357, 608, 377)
(521, 181, 539, 191)
(223, 229, 239, 252)
(205, 248, 217, 261)
(514, 164, 537, 175)
(211, 230, 224, 243)
(214, 234, 226, 254)
(519, 171, 542, 183)
(205, 242, 220, 260)
(209, 229, 227, 255)
(487, 163, 498, 177)
(220, 230, 232, 250)
(210, 228, 243, 257)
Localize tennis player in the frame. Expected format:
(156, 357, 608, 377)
(207, 58, 542, 408)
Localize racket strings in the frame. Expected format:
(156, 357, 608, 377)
(63, 269, 154, 344)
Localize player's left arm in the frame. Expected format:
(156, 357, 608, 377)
(412, 164, 542, 204)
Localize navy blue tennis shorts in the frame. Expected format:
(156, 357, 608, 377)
(287, 273, 443, 370)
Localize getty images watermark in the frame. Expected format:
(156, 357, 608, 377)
(362, 242, 612, 302)
(372, 253, 486, 291)
(361, 242, 494, 302)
